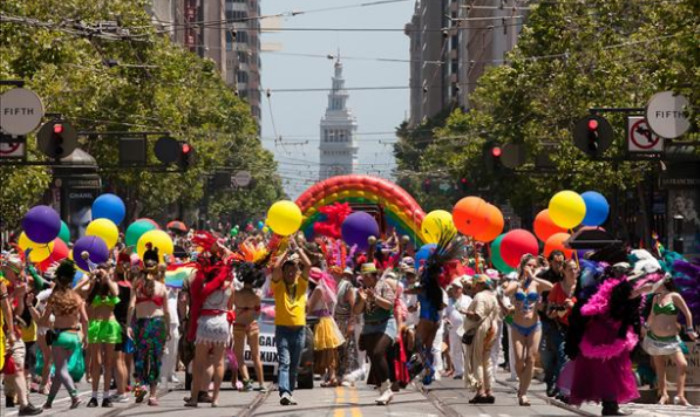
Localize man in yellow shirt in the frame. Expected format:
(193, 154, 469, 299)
(271, 239, 311, 406)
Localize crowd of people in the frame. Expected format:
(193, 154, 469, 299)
(0, 226, 698, 416)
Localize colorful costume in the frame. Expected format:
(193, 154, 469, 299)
(567, 277, 640, 407)
(132, 286, 167, 386)
(88, 295, 122, 344)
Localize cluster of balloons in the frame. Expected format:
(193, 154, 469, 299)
(74, 193, 125, 271)
(19, 205, 67, 267)
(488, 190, 610, 273)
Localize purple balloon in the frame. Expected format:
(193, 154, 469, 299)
(22, 205, 61, 244)
(341, 212, 380, 250)
(73, 236, 109, 271)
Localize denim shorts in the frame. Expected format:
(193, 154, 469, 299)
(362, 317, 397, 342)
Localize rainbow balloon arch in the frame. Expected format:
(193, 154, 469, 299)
(295, 175, 426, 246)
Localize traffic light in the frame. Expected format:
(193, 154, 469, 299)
(178, 141, 196, 170)
(37, 119, 77, 159)
(573, 115, 613, 157)
(459, 177, 469, 193)
(483, 142, 504, 174)
(422, 179, 431, 193)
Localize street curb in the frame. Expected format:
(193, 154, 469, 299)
(237, 385, 272, 417)
(495, 379, 597, 417)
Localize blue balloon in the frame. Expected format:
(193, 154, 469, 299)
(71, 270, 84, 288)
(581, 191, 609, 226)
(92, 193, 126, 225)
(415, 244, 437, 267)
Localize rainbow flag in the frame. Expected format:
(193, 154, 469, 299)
(165, 264, 196, 289)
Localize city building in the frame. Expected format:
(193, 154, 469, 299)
(405, 0, 524, 127)
(149, 0, 262, 129)
(319, 58, 359, 180)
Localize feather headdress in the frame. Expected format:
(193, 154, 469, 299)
(420, 224, 463, 310)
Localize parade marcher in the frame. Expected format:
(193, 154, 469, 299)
(111, 252, 135, 404)
(537, 250, 566, 397)
(445, 278, 471, 379)
(504, 254, 553, 406)
(271, 239, 312, 406)
(545, 259, 578, 400)
(566, 258, 643, 416)
(40, 261, 88, 411)
(354, 262, 398, 405)
(463, 274, 500, 404)
(84, 263, 121, 408)
(126, 248, 170, 406)
(1, 255, 43, 415)
(334, 267, 359, 385)
(184, 235, 235, 408)
(642, 275, 697, 406)
(307, 267, 344, 387)
(160, 284, 180, 386)
(232, 262, 266, 392)
(27, 287, 53, 396)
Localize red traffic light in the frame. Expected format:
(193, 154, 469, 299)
(587, 119, 599, 131)
(491, 146, 502, 158)
(460, 178, 467, 184)
(182, 143, 192, 154)
(53, 123, 64, 134)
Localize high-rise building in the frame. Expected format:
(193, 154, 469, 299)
(149, 0, 262, 130)
(319, 58, 358, 180)
(405, 0, 524, 127)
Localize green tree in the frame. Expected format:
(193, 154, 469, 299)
(0, 0, 282, 229)
(398, 0, 698, 221)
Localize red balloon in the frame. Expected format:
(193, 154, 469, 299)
(473, 204, 504, 243)
(452, 196, 487, 237)
(534, 209, 567, 242)
(544, 232, 573, 258)
(36, 238, 69, 272)
(500, 229, 539, 268)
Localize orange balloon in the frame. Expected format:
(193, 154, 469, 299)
(534, 209, 567, 242)
(452, 196, 486, 236)
(473, 204, 504, 242)
(544, 232, 573, 258)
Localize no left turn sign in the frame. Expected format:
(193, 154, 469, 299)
(628, 116, 663, 153)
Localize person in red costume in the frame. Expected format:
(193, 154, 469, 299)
(184, 231, 236, 408)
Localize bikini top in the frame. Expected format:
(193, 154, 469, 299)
(515, 290, 539, 303)
(135, 286, 165, 307)
(653, 302, 677, 316)
(91, 295, 120, 308)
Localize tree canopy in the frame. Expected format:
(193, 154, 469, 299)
(0, 0, 283, 229)
(395, 0, 698, 218)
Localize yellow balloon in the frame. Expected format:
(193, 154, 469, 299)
(548, 190, 586, 229)
(267, 200, 302, 237)
(421, 210, 457, 244)
(136, 230, 174, 263)
(18, 232, 54, 262)
(86, 218, 119, 250)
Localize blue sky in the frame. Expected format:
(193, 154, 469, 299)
(260, 0, 414, 198)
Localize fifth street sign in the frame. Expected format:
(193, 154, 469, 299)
(0, 88, 45, 136)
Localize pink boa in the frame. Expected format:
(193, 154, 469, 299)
(580, 328, 638, 360)
(581, 278, 622, 317)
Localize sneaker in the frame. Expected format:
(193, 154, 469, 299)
(375, 381, 394, 406)
(102, 398, 113, 408)
(242, 380, 254, 392)
(169, 375, 180, 384)
(257, 383, 268, 393)
(280, 392, 292, 406)
(87, 397, 99, 408)
(18, 404, 43, 416)
(148, 397, 159, 406)
(135, 388, 147, 404)
(288, 395, 298, 405)
(110, 394, 130, 403)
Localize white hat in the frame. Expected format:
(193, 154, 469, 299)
(448, 279, 463, 289)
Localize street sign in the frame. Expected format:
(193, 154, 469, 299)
(646, 91, 690, 139)
(0, 135, 26, 159)
(627, 116, 663, 153)
(232, 170, 252, 187)
(0, 88, 45, 136)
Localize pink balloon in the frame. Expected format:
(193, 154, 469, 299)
(500, 229, 539, 268)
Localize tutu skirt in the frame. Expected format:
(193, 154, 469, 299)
(314, 316, 345, 350)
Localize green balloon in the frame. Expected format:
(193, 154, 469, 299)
(58, 221, 71, 244)
(491, 234, 515, 274)
(230, 228, 239, 237)
(125, 220, 157, 248)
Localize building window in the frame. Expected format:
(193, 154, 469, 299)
(226, 10, 247, 21)
(237, 51, 248, 64)
(226, 31, 234, 51)
(237, 71, 249, 83)
(236, 31, 248, 43)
